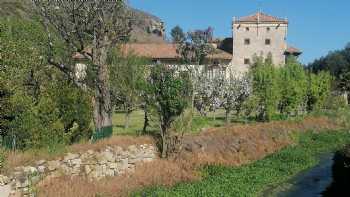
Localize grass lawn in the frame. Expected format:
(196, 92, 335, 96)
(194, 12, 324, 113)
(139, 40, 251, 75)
(135, 130, 350, 197)
(112, 109, 240, 136)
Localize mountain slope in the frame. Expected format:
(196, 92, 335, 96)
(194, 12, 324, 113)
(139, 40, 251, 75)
(0, 0, 165, 43)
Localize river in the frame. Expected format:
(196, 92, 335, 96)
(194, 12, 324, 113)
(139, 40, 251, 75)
(262, 154, 334, 197)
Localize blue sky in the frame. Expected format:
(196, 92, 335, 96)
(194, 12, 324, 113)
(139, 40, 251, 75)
(129, 0, 350, 64)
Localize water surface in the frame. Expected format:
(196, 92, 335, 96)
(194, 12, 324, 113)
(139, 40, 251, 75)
(263, 154, 334, 197)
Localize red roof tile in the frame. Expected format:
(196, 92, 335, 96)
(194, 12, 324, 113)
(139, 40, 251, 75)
(285, 46, 302, 54)
(236, 12, 288, 24)
(120, 43, 232, 60)
(121, 43, 178, 59)
(73, 43, 232, 61)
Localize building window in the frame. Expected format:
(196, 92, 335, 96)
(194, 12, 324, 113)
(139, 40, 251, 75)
(245, 27, 250, 31)
(266, 27, 271, 32)
(265, 39, 271, 45)
(244, 38, 250, 45)
(244, 58, 250, 65)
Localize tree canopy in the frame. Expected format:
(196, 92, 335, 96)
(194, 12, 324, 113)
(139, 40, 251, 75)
(308, 43, 350, 93)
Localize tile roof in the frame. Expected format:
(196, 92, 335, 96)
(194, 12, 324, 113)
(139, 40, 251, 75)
(285, 46, 302, 54)
(73, 43, 232, 61)
(121, 43, 179, 59)
(120, 43, 232, 60)
(235, 12, 288, 24)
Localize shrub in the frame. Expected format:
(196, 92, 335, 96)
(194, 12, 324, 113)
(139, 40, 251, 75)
(250, 57, 280, 121)
(325, 94, 348, 110)
(0, 18, 92, 150)
(307, 71, 332, 111)
(147, 65, 189, 158)
(278, 58, 308, 116)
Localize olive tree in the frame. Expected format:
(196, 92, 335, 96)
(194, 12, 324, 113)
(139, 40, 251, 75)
(32, 0, 132, 139)
(147, 65, 189, 158)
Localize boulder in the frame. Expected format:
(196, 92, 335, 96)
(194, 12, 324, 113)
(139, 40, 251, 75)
(35, 160, 46, 166)
(23, 166, 37, 175)
(37, 165, 46, 173)
(63, 153, 79, 162)
(47, 160, 60, 171)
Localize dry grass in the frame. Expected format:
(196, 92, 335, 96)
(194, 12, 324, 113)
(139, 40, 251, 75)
(178, 116, 339, 166)
(2, 135, 155, 174)
(35, 116, 339, 197)
(37, 159, 198, 197)
(69, 135, 154, 153)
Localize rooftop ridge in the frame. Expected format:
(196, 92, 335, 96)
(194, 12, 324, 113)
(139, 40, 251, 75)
(235, 12, 288, 24)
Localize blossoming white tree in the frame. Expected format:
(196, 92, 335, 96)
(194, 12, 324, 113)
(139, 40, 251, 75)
(221, 71, 251, 123)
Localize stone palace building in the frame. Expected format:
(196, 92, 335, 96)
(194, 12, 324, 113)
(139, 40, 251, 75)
(231, 12, 301, 73)
(73, 12, 301, 77)
(111, 12, 302, 74)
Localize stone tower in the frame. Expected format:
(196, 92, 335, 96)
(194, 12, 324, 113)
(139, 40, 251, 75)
(231, 12, 289, 73)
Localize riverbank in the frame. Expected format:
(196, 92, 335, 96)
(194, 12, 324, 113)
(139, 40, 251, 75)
(322, 144, 350, 196)
(138, 131, 350, 197)
(262, 153, 334, 197)
(35, 117, 337, 197)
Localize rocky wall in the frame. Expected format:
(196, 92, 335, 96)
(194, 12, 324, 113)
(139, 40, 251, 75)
(0, 144, 157, 197)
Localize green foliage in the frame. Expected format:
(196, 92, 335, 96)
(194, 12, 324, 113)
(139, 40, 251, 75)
(313, 107, 350, 130)
(278, 58, 308, 116)
(324, 94, 348, 110)
(175, 26, 215, 65)
(170, 109, 193, 135)
(108, 48, 149, 112)
(147, 65, 189, 157)
(248, 57, 332, 122)
(138, 131, 350, 197)
(307, 71, 332, 111)
(0, 148, 6, 171)
(308, 43, 350, 93)
(149, 65, 189, 123)
(0, 18, 92, 150)
(170, 25, 185, 43)
(250, 57, 281, 121)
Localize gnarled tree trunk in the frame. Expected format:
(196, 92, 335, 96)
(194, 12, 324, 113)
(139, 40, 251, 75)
(92, 39, 113, 138)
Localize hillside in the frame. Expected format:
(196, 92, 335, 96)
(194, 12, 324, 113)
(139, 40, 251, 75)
(0, 0, 165, 43)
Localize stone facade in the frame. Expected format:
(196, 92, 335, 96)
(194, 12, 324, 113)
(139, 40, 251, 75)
(0, 144, 157, 197)
(231, 12, 289, 73)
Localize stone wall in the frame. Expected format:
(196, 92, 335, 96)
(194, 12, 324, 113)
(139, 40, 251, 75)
(0, 144, 157, 197)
